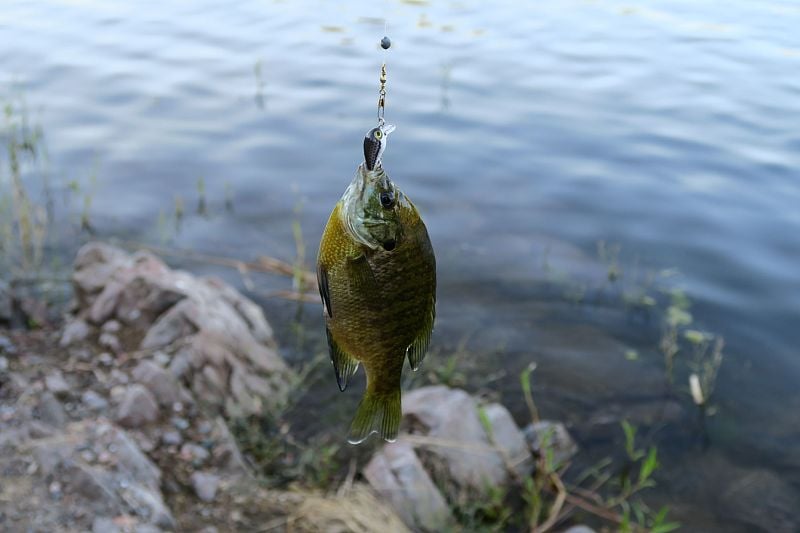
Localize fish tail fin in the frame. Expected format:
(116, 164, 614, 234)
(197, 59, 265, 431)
(347, 388, 401, 445)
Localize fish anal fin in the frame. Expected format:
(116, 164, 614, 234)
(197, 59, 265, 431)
(326, 326, 360, 392)
(406, 298, 435, 371)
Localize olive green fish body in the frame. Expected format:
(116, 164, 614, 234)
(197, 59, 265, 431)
(317, 163, 436, 443)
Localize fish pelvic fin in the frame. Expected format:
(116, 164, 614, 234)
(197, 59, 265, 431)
(326, 326, 360, 392)
(406, 296, 435, 371)
(347, 388, 401, 445)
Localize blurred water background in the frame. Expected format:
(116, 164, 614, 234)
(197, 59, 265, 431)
(3, 0, 800, 530)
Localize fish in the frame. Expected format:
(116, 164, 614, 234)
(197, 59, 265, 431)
(316, 123, 436, 444)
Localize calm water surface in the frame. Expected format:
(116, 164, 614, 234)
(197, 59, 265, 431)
(3, 1, 800, 530)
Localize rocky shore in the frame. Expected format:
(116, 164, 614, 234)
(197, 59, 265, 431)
(0, 242, 587, 532)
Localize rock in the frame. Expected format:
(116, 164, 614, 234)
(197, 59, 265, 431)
(70, 242, 293, 417)
(191, 471, 220, 502)
(102, 319, 122, 333)
(115, 384, 160, 428)
(364, 440, 454, 532)
(562, 527, 596, 533)
(45, 370, 71, 396)
(0, 355, 8, 372)
(523, 421, 578, 468)
(161, 430, 182, 446)
(60, 318, 92, 347)
(402, 386, 514, 495)
(483, 403, 534, 478)
(719, 468, 800, 533)
(0, 334, 16, 354)
(92, 517, 121, 533)
(26, 420, 173, 529)
(82, 390, 109, 412)
(98, 332, 121, 353)
(36, 392, 67, 428)
(209, 417, 248, 475)
(132, 360, 186, 407)
(180, 443, 210, 464)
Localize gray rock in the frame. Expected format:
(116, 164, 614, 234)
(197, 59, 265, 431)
(37, 391, 67, 428)
(161, 430, 182, 446)
(132, 360, 184, 407)
(190, 471, 220, 502)
(115, 384, 160, 428)
(69, 242, 293, 418)
(180, 443, 210, 464)
(719, 468, 800, 533)
(402, 386, 510, 495)
(562, 527, 596, 533)
(82, 390, 109, 411)
(45, 370, 71, 396)
(102, 319, 122, 333)
(483, 403, 534, 478)
(0, 355, 8, 372)
(92, 517, 121, 533)
(98, 332, 121, 353)
(523, 421, 578, 468)
(0, 334, 16, 354)
(364, 440, 454, 532)
(60, 318, 92, 347)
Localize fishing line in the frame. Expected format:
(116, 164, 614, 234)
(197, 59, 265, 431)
(376, 6, 391, 126)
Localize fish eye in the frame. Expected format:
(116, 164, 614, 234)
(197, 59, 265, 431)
(380, 191, 395, 209)
(374, 129, 383, 139)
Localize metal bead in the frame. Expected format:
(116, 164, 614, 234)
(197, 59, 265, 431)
(381, 36, 391, 50)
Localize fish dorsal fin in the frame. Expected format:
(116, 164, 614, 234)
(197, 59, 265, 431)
(406, 296, 435, 371)
(326, 326, 360, 392)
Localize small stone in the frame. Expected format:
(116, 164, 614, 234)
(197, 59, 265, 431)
(190, 471, 220, 502)
(523, 420, 578, 468)
(171, 417, 189, 431)
(99, 332, 121, 353)
(92, 516, 121, 533)
(45, 370, 71, 396)
(563, 527, 597, 533)
(132, 360, 182, 407)
(0, 356, 7, 372)
(162, 430, 182, 446)
(102, 319, 122, 333)
(381, 36, 391, 49)
(197, 420, 213, 435)
(181, 443, 210, 464)
(37, 391, 67, 428)
(49, 480, 62, 498)
(115, 384, 160, 428)
(60, 318, 92, 347)
(82, 390, 109, 411)
(0, 335, 16, 354)
(98, 352, 114, 366)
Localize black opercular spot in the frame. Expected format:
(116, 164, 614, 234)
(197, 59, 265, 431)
(380, 191, 395, 209)
(383, 239, 396, 251)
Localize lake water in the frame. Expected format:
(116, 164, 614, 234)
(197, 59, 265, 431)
(3, 0, 800, 530)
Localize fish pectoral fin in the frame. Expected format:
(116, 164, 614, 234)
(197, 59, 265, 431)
(346, 253, 379, 293)
(406, 297, 435, 371)
(317, 263, 332, 317)
(326, 326, 360, 392)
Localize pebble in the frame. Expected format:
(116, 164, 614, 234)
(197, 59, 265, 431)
(181, 443, 210, 464)
(0, 335, 16, 354)
(82, 390, 109, 412)
(98, 352, 114, 366)
(37, 392, 67, 428)
(98, 332, 121, 353)
(115, 384, 159, 428)
(171, 417, 189, 431)
(162, 430, 183, 446)
(59, 318, 91, 347)
(191, 471, 220, 502)
(101, 320, 121, 333)
(0, 356, 8, 372)
(45, 371, 71, 396)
